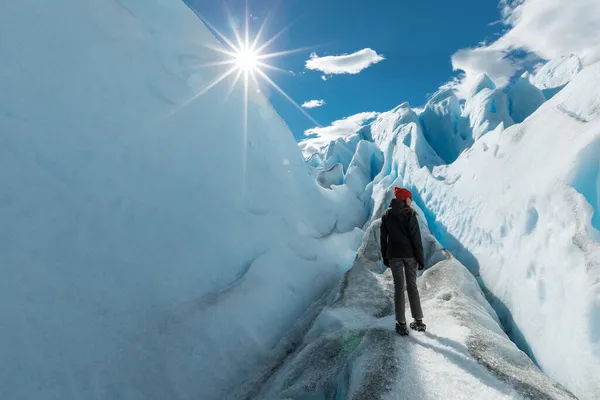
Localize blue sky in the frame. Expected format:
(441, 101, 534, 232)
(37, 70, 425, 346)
(186, 0, 599, 142)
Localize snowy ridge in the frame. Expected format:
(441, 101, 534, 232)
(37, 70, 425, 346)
(302, 59, 600, 399)
(532, 54, 583, 99)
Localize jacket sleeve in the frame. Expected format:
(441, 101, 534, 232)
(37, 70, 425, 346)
(380, 216, 388, 260)
(408, 213, 425, 266)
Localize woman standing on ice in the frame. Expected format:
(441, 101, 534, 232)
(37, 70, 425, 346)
(380, 187, 427, 336)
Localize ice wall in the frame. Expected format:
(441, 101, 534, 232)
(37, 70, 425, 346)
(0, 1, 360, 399)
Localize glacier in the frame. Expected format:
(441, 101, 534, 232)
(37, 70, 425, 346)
(1, 0, 599, 399)
(301, 58, 600, 398)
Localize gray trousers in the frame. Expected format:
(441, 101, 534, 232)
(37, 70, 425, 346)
(390, 258, 423, 324)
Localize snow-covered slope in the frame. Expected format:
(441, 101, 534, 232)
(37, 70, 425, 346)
(0, 1, 366, 399)
(301, 60, 600, 399)
(532, 54, 583, 99)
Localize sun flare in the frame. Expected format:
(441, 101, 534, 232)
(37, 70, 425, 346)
(235, 47, 259, 73)
(196, 11, 320, 127)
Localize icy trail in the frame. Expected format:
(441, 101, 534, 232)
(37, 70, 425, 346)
(244, 212, 576, 399)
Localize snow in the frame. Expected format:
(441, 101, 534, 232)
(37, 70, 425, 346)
(251, 218, 576, 399)
(531, 54, 583, 99)
(0, 1, 366, 399)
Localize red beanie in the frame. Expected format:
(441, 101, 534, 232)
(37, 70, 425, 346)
(394, 187, 412, 201)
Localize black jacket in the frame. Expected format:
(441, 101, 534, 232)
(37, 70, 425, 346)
(380, 198, 425, 266)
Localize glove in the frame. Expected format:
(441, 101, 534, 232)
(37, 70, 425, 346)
(383, 258, 390, 268)
(418, 263, 424, 271)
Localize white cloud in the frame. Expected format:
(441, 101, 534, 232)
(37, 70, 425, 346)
(301, 99, 326, 109)
(298, 140, 327, 158)
(502, 0, 600, 61)
(449, 43, 535, 98)
(448, 0, 600, 98)
(305, 48, 384, 75)
(298, 112, 378, 156)
(304, 111, 378, 139)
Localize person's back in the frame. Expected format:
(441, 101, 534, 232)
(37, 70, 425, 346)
(380, 187, 427, 336)
(381, 198, 424, 264)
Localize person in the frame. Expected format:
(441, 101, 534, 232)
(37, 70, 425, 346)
(380, 187, 427, 336)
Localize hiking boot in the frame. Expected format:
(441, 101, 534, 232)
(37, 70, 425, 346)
(410, 319, 426, 332)
(395, 322, 409, 336)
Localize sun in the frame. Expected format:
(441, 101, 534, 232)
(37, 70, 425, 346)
(235, 47, 259, 72)
(192, 10, 322, 132)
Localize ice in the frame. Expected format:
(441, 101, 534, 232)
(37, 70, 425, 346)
(322, 137, 360, 173)
(419, 89, 472, 163)
(0, 1, 365, 399)
(307, 137, 384, 233)
(344, 140, 384, 197)
(462, 84, 515, 141)
(370, 103, 444, 168)
(532, 54, 583, 99)
(468, 73, 496, 99)
(505, 73, 546, 123)
(317, 163, 345, 188)
(306, 152, 324, 168)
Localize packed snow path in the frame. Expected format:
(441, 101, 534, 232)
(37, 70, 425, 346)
(244, 219, 576, 399)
